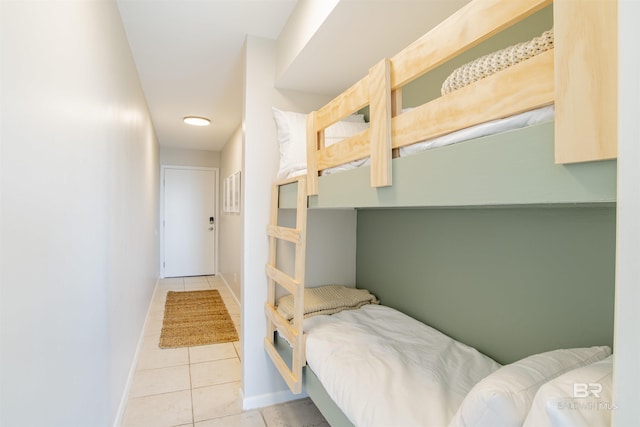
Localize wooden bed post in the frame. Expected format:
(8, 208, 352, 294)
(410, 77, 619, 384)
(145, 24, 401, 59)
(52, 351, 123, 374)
(391, 88, 402, 159)
(306, 111, 320, 195)
(369, 58, 393, 188)
(554, 0, 618, 163)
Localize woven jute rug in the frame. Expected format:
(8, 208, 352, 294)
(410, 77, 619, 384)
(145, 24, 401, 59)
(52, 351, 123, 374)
(159, 289, 238, 349)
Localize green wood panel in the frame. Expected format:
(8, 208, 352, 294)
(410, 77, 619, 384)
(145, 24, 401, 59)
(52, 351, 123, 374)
(279, 122, 616, 209)
(274, 335, 354, 426)
(304, 367, 354, 427)
(278, 182, 299, 208)
(356, 207, 616, 365)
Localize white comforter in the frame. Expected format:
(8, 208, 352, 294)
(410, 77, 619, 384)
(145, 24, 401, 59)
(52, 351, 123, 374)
(304, 305, 501, 427)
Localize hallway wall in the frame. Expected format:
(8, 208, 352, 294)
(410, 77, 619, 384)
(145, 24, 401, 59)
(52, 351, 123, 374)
(220, 126, 243, 301)
(1, 1, 160, 425)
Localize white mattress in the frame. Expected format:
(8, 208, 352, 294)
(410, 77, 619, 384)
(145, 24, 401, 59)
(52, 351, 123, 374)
(303, 305, 501, 427)
(398, 105, 554, 157)
(320, 105, 555, 177)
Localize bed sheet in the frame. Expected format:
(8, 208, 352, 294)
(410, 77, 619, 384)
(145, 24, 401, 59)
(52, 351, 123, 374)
(303, 304, 501, 427)
(315, 105, 555, 178)
(398, 105, 554, 157)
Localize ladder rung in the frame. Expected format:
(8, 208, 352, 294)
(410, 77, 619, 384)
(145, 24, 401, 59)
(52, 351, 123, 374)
(264, 303, 299, 346)
(266, 224, 302, 244)
(264, 338, 302, 394)
(266, 264, 301, 295)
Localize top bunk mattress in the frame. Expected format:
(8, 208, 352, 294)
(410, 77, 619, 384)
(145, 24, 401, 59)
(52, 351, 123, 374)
(275, 105, 554, 181)
(324, 105, 555, 176)
(303, 304, 501, 427)
(276, 119, 616, 209)
(398, 105, 554, 157)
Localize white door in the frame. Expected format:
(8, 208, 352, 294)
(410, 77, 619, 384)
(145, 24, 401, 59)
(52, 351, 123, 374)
(163, 167, 217, 277)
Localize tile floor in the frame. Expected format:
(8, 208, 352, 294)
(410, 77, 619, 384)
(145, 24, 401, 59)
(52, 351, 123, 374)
(121, 275, 329, 427)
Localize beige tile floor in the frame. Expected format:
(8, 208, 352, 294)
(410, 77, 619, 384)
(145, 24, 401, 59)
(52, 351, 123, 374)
(121, 275, 329, 427)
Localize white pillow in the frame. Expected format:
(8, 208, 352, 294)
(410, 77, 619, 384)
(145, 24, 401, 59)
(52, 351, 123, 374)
(272, 108, 368, 179)
(448, 346, 611, 427)
(523, 355, 614, 427)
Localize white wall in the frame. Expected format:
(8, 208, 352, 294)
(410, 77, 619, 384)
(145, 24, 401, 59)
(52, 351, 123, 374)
(277, 209, 357, 296)
(0, 1, 160, 425)
(275, 0, 340, 84)
(613, 1, 640, 425)
(220, 126, 243, 300)
(241, 35, 337, 408)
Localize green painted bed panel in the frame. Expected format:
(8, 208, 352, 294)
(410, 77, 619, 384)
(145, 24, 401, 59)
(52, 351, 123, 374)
(356, 207, 616, 365)
(304, 367, 354, 427)
(274, 335, 354, 427)
(278, 181, 299, 207)
(278, 122, 617, 209)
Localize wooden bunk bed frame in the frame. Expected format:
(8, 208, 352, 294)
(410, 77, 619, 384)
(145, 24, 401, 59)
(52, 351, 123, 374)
(306, 0, 617, 195)
(265, 0, 618, 409)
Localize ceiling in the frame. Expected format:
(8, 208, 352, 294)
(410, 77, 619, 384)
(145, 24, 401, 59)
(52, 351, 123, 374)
(117, 0, 468, 152)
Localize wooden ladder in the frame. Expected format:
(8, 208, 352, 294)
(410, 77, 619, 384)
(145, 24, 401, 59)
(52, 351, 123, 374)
(264, 176, 308, 394)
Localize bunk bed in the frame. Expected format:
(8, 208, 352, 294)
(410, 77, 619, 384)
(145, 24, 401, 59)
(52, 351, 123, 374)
(299, 0, 617, 196)
(264, 0, 618, 425)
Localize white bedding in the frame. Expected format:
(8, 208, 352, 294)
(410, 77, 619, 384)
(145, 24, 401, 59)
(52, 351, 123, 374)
(321, 105, 555, 177)
(398, 105, 555, 157)
(303, 305, 501, 427)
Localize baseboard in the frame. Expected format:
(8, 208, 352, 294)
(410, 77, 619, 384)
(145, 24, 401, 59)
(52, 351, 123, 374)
(112, 277, 160, 427)
(218, 273, 240, 306)
(219, 274, 305, 411)
(241, 387, 308, 411)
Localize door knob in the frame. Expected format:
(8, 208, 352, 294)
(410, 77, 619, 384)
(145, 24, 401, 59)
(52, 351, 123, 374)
(208, 227, 214, 231)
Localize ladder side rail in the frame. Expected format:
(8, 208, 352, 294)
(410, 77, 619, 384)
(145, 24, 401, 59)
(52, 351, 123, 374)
(264, 176, 308, 394)
(266, 182, 280, 344)
(291, 176, 308, 388)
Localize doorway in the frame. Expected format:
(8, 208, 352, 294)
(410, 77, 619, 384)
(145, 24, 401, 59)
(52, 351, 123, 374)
(162, 166, 218, 278)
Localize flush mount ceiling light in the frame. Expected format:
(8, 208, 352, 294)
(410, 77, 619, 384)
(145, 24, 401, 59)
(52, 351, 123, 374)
(183, 116, 211, 126)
